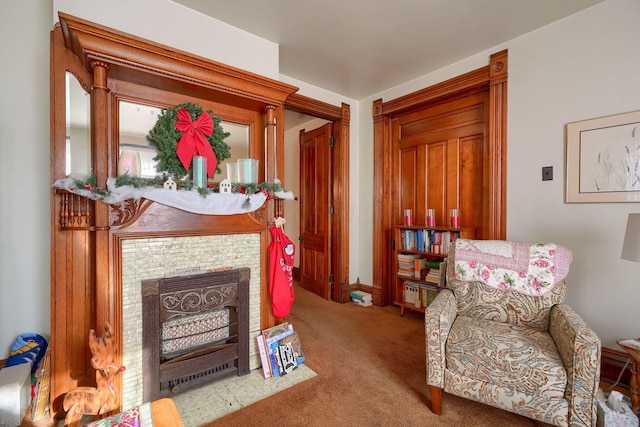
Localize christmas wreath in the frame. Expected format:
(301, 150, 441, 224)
(147, 102, 231, 178)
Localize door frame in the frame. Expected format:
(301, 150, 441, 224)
(372, 50, 508, 306)
(285, 93, 350, 303)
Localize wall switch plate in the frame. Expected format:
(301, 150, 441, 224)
(542, 166, 553, 181)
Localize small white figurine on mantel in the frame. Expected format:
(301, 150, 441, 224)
(219, 178, 232, 194)
(163, 176, 177, 190)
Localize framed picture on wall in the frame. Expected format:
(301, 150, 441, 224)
(566, 109, 640, 203)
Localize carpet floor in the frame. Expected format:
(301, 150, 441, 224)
(201, 283, 548, 427)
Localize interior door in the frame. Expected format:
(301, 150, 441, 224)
(299, 123, 332, 299)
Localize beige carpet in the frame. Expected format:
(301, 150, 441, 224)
(200, 283, 547, 427)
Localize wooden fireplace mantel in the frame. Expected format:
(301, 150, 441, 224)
(50, 13, 299, 418)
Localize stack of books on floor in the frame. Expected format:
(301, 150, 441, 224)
(256, 322, 306, 379)
(350, 290, 373, 307)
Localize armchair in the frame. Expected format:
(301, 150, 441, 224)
(426, 239, 601, 427)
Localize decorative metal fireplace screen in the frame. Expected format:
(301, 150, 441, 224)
(141, 267, 250, 402)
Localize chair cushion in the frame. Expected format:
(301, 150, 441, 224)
(446, 277, 566, 330)
(446, 315, 567, 399)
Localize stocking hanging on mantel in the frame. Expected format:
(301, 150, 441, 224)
(269, 220, 295, 318)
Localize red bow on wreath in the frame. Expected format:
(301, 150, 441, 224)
(175, 108, 217, 178)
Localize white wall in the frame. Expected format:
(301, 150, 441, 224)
(359, 0, 640, 348)
(52, 0, 279, 80)
(0, 1, 52, 358)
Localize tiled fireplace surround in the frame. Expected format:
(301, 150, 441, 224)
(120, 234, 262, 410)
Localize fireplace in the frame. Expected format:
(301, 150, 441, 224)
(141, 268, 250, 402)
(120, 233, 263, 410)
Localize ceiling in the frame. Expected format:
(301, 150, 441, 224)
(172, 0, 605, 100)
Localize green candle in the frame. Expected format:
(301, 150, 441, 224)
(193, 156, 207, 188)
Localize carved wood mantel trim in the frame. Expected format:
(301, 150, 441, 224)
(50, 13, 299, 418)
(58, 13, 297, 107)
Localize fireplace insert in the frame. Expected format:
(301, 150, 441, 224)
(141, 267, 250, 402)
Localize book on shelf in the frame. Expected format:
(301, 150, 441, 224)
(425, 268, 441, 284)
(350, 290, 372, 302)
(398, 253, 420, 277)
(402, 281, 420, 305)
(424, 259, 442, 269)
(420, 286, 439, 308)
(439, 261, 448, 287)
(414, 258, 427, 279)
(397, 253, 421, 260)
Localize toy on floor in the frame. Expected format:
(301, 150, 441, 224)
(63, 323, 125, 426)
(6, 333, 48, 374)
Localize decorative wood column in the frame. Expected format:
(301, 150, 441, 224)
(333, 103, 351, 303)
(488, 49, 508, 240)
(265, 104, 284, 222)
(263, 105, 278, 324)
(90, 60, 117, 357)
(372, 99, 391, 306)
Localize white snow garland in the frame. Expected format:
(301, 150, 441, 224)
(53, 177, 294, 216)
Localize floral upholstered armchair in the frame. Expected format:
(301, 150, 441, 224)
(425, 239, 601, 427)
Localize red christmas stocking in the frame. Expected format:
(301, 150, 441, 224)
(269, 225, 295, 318)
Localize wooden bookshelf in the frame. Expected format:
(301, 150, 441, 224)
(393, 225, 474, 316)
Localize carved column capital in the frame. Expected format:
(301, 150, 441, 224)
(91, 61, 110, 91)
(372, 98, 383, 121)
(489, 49, 508, 86)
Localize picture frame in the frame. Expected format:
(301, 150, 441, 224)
(566, 109, 640, 203)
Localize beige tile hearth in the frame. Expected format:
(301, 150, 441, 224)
(172, 365, 317, 426)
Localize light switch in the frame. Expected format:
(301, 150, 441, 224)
(542, 166, 553, 181)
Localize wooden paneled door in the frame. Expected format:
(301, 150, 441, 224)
(392, 92, 487, 234)
(299, 123, 333, 299)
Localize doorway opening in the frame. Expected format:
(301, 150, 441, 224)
(284, 94, 350, 302)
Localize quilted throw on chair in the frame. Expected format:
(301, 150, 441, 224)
(453, 239, 572, 296)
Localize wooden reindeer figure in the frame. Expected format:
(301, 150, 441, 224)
(63, 322, 126, 426)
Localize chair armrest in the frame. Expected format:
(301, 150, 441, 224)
(425, 289, 457, 388)
(549, 304, 601, 427)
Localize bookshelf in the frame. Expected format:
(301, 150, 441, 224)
(393, 225, 474, 316)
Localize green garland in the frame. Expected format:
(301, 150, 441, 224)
(147, 102, 231, 178)
(69, 174, 285, 202)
